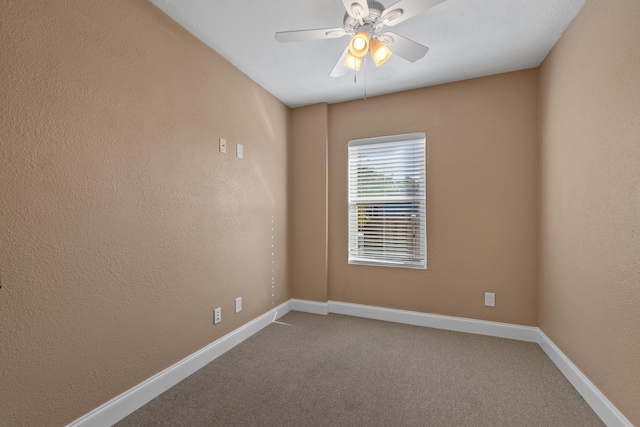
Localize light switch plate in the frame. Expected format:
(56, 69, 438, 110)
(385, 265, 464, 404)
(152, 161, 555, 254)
(236, 143, 243, 159)
(219, 138, 227, 153)
(235, 297, 242, 313)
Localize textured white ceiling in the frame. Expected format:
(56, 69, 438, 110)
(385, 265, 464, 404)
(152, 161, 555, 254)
(148, 0, 585, 108)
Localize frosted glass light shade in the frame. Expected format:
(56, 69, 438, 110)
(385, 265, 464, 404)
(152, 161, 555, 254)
(343, 52, 363, 71)
(370, 39, 392, 66)
(348, 31, 370, 58)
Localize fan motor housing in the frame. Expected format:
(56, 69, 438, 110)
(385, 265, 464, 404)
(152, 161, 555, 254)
(343, 0, 386, 33)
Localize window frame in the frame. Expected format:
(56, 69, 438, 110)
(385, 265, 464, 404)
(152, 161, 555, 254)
(347, 132, 427, 269)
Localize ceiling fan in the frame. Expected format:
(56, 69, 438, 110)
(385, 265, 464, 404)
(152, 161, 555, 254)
(275, 0, 446, 77)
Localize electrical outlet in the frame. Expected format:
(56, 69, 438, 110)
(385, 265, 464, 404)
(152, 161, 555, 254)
(485, 292, 496, 307)
(219, 138, 227, 153)
(214, 307, 221, 324)
(235, 297, 242, 313)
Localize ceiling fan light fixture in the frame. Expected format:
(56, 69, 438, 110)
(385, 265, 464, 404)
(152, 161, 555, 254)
(348, 31, 370, 58)
(343, 52, 363, 71)
(370, 38, 392, 66)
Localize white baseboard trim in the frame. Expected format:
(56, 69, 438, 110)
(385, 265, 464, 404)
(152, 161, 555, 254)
(66, 300, 292, 427)
(68, 298, 632, 427)
(536, 330, 633, 427)
(292, 300, 539, 342)
(291, 298, 329, 315)
(291, 299, 632, 427)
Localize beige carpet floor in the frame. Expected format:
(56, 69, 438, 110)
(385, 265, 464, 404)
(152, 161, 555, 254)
(116, 311, 604, 426)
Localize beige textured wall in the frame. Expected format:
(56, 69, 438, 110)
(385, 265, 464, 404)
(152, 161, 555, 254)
(289, 104, 329, 302)
(0, 1, 290, 425)
(538, 0, 640, 423)
(326, 70, 539, 326)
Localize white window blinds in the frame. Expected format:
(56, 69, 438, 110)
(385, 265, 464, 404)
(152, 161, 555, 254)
(348, 133, 426, 269)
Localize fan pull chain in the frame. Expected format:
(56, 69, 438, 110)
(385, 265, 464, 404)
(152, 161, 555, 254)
(364, 55, 367, 100)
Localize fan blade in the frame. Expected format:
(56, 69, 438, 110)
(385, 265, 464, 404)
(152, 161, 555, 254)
(381, 32, 429, 62)
(381, 0, 446, 27)
(275, 28, 347, 43)
(342, 0, 370, 23)
(329, 46, 351, 77)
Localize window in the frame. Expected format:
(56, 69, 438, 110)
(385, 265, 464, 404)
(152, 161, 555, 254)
(348, 133, 426, 269)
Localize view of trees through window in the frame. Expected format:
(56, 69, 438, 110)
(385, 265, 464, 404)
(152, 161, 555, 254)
(348, 134, 426, 268)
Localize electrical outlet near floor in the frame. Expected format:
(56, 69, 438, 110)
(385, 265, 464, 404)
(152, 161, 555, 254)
(214, 307, 221, 324)
(235, 297, 242, 313)
(485, 292, 496, 307)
